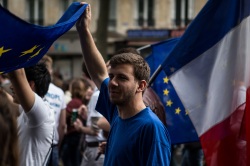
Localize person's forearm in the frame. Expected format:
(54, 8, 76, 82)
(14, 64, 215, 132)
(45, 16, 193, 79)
(58, 127, 65, 147)
(58, 109, 66, 147)
(76, 3, 108, 89)
(97, 117, 110, 132)
(80, 126, 97, 135)
(78, 28, 107, 89)
(8, 69, 34, 112)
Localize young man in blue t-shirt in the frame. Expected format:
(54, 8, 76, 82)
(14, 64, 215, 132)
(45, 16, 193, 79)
(76, 3, 171, 165)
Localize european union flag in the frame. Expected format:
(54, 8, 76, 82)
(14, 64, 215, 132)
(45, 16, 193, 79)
(0, 2, 87, 74)
(145, 38, 199, 144)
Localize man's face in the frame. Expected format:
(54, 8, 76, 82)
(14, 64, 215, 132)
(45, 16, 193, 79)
(108, 64, 138, 105)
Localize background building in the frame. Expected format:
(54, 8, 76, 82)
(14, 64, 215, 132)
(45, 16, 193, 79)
(0, 0, 206, 80)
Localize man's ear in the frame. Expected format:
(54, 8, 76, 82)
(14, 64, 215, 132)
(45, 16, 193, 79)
(28, 81, 36, 92)
(137, 80, 147, 93)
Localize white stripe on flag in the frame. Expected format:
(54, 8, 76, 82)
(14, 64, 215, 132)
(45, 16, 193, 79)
(170, 15, 250, 136)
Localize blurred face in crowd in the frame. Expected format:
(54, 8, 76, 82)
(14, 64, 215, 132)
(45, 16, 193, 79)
(83, 86, 93, 104)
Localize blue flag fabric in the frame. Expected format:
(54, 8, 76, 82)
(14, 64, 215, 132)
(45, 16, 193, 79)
(146, 38, 199, 144)
(0, 2, 87, 74)
(162, 0, 250, 76)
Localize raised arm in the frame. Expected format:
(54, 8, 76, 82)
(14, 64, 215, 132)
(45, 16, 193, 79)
(58, 108, 66, 148)
(76, 3, 108, 89)
(8, 69, 35, 113)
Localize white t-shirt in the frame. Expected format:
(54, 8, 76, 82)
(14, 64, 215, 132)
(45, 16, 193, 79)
(86, 88, 105, 142)
(44, 83, 66, 144)
(18, 93, 55, 166)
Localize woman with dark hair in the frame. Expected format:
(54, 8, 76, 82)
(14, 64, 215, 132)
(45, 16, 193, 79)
(0, 88, 19, 166)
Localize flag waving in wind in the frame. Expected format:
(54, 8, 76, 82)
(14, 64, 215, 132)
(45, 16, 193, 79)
(146, 38, 202, 144)
(160, 0, 249, 165)
(0, 2, 87, 74)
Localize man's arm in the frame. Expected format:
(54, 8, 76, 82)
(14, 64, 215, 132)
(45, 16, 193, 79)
(8, 69, 35, 113)
(76, 3, 108, 89)
(74, 118, 98, 136)
(58, 109, 66, 148)
(97, 117, 110, 132)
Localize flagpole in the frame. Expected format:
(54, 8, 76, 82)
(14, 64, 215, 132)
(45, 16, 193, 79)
(148, 65, 162, 86)
(137, 44, 151, 52)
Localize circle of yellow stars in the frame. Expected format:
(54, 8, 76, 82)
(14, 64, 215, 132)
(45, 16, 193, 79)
(163, 76, 189, 115)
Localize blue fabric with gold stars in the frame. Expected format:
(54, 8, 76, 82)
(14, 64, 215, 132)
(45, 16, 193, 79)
(0, 2, 87, 74)
(146, 38, 199, 144)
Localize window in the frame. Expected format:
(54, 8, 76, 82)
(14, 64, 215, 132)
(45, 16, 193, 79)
(27, 0, 44, 25)
(0, 0, 8, 8)
(61, 0, 76, 13)
(137, 0, 154, 27)
(175, 0, 194, 27)
(62, 0, 70, 12)
(108, 0, 116, 31)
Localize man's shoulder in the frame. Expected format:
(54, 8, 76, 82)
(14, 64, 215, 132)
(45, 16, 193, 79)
(35, 94, 53, 113)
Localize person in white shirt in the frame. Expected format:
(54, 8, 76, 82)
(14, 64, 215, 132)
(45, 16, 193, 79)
(8, 63, 55, 166)
(40, 55, 67, 166)
(81, 87, 106, 166)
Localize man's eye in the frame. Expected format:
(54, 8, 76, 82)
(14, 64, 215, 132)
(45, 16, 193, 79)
(119, 76, 127, 80)
(109, 75, 114, 79)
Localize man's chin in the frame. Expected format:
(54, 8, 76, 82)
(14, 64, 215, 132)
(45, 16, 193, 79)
(110, 98, 118, 104)
(110, 98, 124, 105)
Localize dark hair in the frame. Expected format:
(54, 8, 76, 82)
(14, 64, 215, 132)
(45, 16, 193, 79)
(143, 87, 167, 126)
(109, 53, 150, 83)
(24, 63, 51, 97)
(0, 88, 19, 166)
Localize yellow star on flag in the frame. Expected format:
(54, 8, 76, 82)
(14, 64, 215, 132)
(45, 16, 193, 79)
(175, 107, 181, 114)
(163, 77, 169, 84)
(166, 100, 173, 107)
(163, 89, 169, 95)
(20, 45, 39, 57)
(185, 110, 189, 115)
(29, 47, 43, 59)
(0, 46, 11, 57)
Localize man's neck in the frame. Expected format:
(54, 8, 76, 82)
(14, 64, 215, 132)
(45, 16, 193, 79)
(117, 100, 146, 119)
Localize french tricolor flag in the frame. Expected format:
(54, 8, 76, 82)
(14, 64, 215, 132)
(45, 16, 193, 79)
(162, 0, 250, 165)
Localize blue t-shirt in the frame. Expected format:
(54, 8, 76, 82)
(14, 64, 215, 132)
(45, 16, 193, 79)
(96, 78, 171, 166)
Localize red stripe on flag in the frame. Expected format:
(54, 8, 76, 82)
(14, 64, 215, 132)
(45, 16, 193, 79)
(246, 87, 250, 166)
(200, 103, 246, 166)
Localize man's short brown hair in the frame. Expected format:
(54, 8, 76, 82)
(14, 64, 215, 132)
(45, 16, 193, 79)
(109, 53, 150, 83)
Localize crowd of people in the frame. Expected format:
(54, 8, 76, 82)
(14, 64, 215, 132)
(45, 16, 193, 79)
(0, 2, 205, 166)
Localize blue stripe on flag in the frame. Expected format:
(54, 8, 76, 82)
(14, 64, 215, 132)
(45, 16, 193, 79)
(162, 0, 249, 76)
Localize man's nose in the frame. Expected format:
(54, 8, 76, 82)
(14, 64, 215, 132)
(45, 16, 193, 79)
(109, 77, 118, 86)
